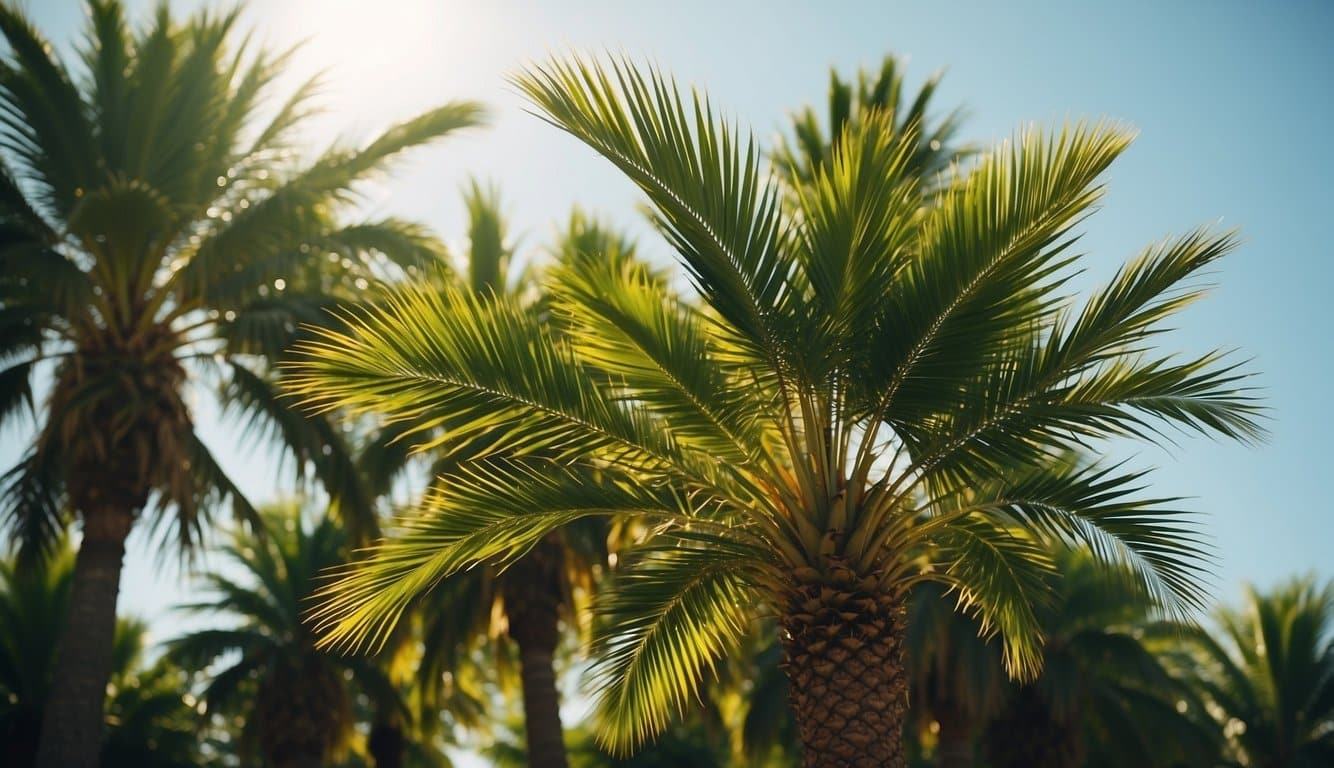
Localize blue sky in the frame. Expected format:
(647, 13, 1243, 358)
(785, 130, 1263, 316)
(10, 0, 1333, 627)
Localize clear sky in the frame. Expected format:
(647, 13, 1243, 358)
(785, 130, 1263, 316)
(9, 0, 1333, 629)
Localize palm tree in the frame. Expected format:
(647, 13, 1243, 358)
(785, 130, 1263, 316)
(287, 56, 1262, 766)
(0, 2, 481, 765)
(0, 544, 200, 768)
(978, 549, 1217, 768)
(167, 505, 409, 768)
(361, 187, 637, 768)
(903, 581, 1004, 767)
(1171, 577, 1334, 767)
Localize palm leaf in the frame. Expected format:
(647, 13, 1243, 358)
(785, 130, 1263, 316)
(549, 248, 774, 466)
(873, 122, 1134, 430)
(514, 56, 795, 373)
(0, 445, 65, 566)
(589, 536, 757, 753)
(309, 458, 700, 654)
(923, 517, 1055, 679)
(0, 4, 97, 216)
(287, 282, 685, 469)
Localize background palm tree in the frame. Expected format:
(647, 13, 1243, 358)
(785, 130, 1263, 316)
(0, 543, 200, 768)
(1169, 576, 1334, 767)
(359, 185, 639, 768)
(0, 2, 480, 764)
(904, 581, 1005, 768)
(168, 505, 409, 768)
(978, 549, 1217, 768)
(287, 55, 1262, 766)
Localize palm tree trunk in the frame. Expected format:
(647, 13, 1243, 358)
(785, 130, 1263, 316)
(935, 708, 974, 768)
(502, 535, 569, 768)
(368, 719, 406, 768)
(34, 506, 135, 768)
(780, 581, 909, 767)
(983, 687, 1084, 768)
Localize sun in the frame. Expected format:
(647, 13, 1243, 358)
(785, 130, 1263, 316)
(261, 0, 489, 126)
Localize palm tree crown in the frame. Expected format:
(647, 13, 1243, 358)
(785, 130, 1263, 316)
(288, 56, 1261, 766)
(1174, 577, 1334, 767)
(168, 506, 404, 768)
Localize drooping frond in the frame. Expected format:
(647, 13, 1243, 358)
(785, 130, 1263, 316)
(923, 517, 1054, 680)
(220, 362, 377, 541)
(917, 460, 1212, 619)
(0, 445, 66, 566)
(0, 359, 33, 425)
(309, 458, 702, 654)
(589, 536, 759, 753)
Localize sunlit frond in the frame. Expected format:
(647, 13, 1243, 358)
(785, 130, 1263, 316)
(874, 122, 1134, 431)
(309, 457, 701, 654)
(924, 518, 1054, 680)
(287, 281, 682, 468)
(550, 248, 776, 466)
(514, 56, 796, 374)
(590, 538, 758, 753)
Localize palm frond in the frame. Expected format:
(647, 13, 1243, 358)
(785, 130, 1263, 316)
(181, 431, 261, 539)
(219, 361, 377, 540)
(309, 457, 700, 654)
(0, 153, 55, 238)
(923, 517, 1055, 680)
(173, 102, 482, 299)
(923, 460, 1212, 618)
(462, 178, 511, 293)
(589, 537, 757, 753)
(873, 122, 1134, 433)
(0, 358, 33, 425)
(0, 4, 97, 216)
(550, 248, 775, 466)
(1056, 228, 1239, 368)
(165, 628, 275, 672)
(792, 109, 922, 376)
(0, 444, 66, 566)
(217, 293, 336, 360)
(773, 54, 969, 195)
(514, 56, 795, 373)
(286, 282, 685, 469)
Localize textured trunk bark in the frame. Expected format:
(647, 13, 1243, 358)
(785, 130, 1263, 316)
(516, 642, 567, 768)
(503, 535, 569, 768)
(934, 709, 974, 768)
(34, 507, 134, 768)
(781, 579, 909, 768)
